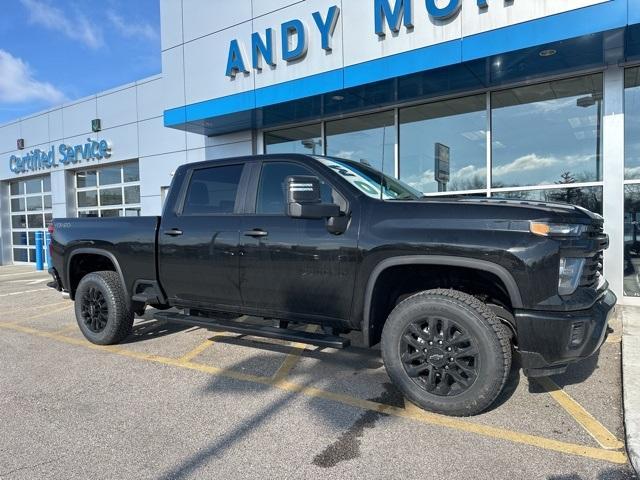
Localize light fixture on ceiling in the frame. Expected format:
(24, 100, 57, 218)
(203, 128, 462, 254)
(539, 49, 557, 57)
(331, 95, 345, 101)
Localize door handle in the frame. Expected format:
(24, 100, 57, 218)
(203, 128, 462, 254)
(243, 229, 268, 238)
(164, 228, 183, 236)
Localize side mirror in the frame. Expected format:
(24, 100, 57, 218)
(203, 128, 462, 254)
(286, 175, 340, 219)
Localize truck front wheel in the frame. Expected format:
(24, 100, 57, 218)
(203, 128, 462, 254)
(381, 289, 511, 416)
(74, 271, 134, 345)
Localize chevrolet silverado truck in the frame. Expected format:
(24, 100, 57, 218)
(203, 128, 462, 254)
(47, 154, 615, 416)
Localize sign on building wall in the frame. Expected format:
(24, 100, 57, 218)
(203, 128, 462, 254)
(9, 139, 112, 174)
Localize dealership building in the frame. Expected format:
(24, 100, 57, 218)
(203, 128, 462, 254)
(2, 0, 640, 303)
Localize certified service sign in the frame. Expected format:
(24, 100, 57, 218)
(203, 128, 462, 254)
(10, 139, 112, 174)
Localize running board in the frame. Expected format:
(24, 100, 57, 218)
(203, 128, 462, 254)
(153, 312, 350, 349)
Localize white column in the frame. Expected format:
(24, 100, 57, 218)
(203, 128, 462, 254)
(602, 66, 625, 300)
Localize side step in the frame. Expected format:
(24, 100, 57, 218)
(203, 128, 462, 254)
(153, 311, 350, 349)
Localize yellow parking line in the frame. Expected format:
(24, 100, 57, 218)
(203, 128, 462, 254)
(0, 321, 628, 465)
(51, 324, 79, 336)
(272, 324, 318, 383)
(179, 338, 216, 363)
(534, 376, 625, 450)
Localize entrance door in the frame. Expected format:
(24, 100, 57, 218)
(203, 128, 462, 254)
(158, 162, 246, 312)
(239, 160, 359, 323)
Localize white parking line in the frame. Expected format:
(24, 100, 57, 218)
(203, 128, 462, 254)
(9, 278, 49, 285)
(0, 288, 51, 298)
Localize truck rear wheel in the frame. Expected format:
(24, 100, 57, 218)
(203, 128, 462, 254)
(74, 271, 134, 345)
(381, 289, 511, 416)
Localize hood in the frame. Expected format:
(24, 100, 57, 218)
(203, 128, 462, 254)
(388, 195, 601, 225)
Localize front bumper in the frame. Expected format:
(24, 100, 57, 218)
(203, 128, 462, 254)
(514, 289, 616, 377)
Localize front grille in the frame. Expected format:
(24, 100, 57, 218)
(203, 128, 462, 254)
(580, 250, 603, 288)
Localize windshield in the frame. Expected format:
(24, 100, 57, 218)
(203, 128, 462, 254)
(313, 156, 422, 200)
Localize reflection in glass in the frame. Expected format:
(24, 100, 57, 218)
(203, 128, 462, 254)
(12, 232, 27, 246)
(101, 209, 122, 217)
(124, 186, 141, 204)
(100, 188, 123, 206)
(78, 210, 99, 218)
(625, 67, 640, 179)
(45, 213, 52, 225)
(10, 181, 24, 196)
(27, 214, 44, 228)
(123, 163, 140, 182)
(493, 186, 602, 214)
(25, 178, 41, 194)
(44, 195, 52, 209)
(43, 175, 51, 192)
(77, 171, 97, 188)
(11, 198, 25, 212)
(125, 208, 141, 217)
(99, 166, 122, 185)
(12, 215, 26, 229)
(26, 196, 42, 211)
(326, 111, 396, 176)
(77, 190, 98, 208)
(492, 74, 602, 188)
(400, 95, 486, 193)
(264, 124, 322, 154)
(13, 248, 28, 262)
(624, 185, 640, 296)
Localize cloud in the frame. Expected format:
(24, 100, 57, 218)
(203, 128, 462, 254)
(107, 11, 157, 41)
(0, 50, 65, 104)
(20, 0, 103, 49)
(493, 153, 558, 177)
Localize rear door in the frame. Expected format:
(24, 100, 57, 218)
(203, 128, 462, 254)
(239, 159, 359, 322)
(158, 162, 249, 312)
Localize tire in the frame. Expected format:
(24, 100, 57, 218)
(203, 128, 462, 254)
(381, 289, 511, 416)
(74, 271, 134, 345)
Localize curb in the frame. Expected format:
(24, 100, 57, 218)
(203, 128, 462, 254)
(622, 307, 640, 475)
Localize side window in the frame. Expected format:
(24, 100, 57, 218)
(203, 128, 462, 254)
(183, 164, 244, 215)
(257, 162, 338, 215)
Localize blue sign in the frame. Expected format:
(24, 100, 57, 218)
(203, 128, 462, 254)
(10, 138, 112, 174)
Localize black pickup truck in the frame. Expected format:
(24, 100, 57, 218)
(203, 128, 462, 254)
(48, 154, 615, 416)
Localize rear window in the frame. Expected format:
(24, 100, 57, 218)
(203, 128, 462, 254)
(183, 164, 243, 215)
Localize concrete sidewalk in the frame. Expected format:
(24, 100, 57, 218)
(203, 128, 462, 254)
(623, 305, 640, 475)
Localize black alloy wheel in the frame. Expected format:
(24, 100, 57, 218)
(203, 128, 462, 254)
(80, 287, 109, 333)
(400, 317, 478, 396)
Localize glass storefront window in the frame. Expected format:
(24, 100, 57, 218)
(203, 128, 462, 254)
(75, 162, 141, 218)
(123, 163, 140, 182)
(264, 124, 322, 154)
(326, 111, 396, 176)
(492, 74, 603, 188)
(492, 186, 603, 214)
(625, 185, 640, 296)
(77, 190, 98, 208)
(100, 187, 123, 206)
(400, 95, 487, 194)
(99, 166, 122, 185)
(11, 198, 25, 212)
(77, 171, 97, 188)
(26, 196, 42, 211)
(10, 176, 51, 263)
(625, 67, 640, 179)
(124, 186, 141, 204)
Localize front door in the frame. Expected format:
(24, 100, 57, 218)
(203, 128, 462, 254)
(239, 160, 359, 323)
(158, 162, 246, 312)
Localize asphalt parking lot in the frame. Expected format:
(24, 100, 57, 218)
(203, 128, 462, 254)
(0, 264, 637, 480)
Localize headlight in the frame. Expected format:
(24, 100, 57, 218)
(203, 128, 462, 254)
(558, 257, 585, 296)
(530, 222, 585, 237)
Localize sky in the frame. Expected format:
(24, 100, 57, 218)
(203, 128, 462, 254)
(0, 0, 161, 125)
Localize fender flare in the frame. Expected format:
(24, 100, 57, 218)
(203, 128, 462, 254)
(66, 248, 128, 303)
(362, 255, 523, 346)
